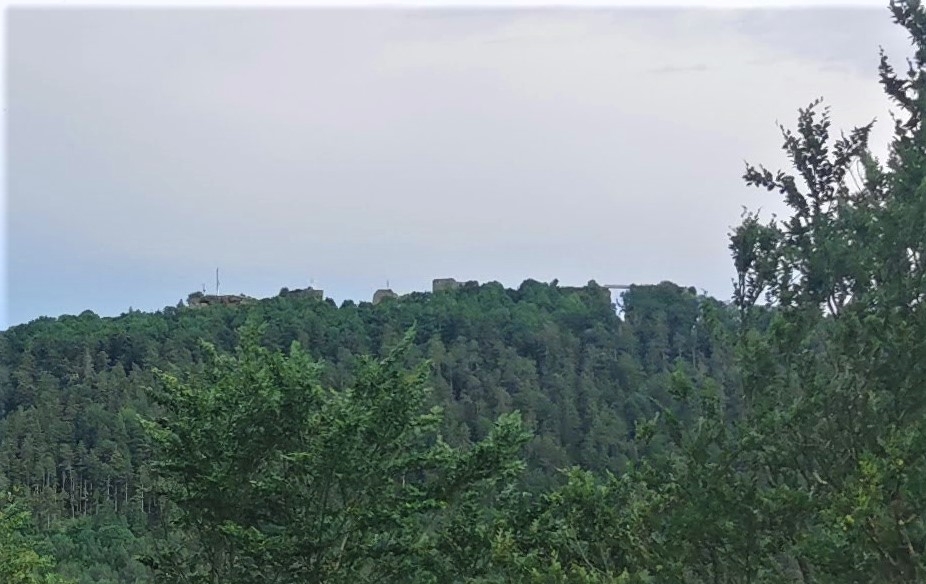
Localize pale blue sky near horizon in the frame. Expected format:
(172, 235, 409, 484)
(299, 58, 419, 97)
(5, 5, 912, 329)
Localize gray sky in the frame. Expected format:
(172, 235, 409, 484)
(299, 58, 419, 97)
(6, 7, 910, 327)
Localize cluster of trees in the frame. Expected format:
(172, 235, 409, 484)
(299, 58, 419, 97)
(0, 271, 726, 582)
(1, 1, 924, 581)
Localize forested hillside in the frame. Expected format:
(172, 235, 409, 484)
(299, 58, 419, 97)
(3, 1, 926, 582)
(0, 279, 727, 582)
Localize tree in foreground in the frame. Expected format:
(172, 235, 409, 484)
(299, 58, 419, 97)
(142, 324, 530, 583)
(0, 497, 71, 584)
(720, 0, 926, 580)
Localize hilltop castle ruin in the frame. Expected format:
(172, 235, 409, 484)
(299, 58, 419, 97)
(183, 277, 626, 310)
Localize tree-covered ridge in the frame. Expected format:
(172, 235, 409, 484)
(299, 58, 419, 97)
(0, 278, 719, 484)
(0, 279, 722, 582)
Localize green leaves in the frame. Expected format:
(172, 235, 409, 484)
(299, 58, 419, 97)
(144, 324, 530, 583)
(0, 497, 71, 584)
(704, 2, 926, 581)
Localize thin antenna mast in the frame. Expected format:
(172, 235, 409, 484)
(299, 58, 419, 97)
(216, 268, 220, 295)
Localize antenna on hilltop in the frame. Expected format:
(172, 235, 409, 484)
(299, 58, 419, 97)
(216, 268, 220, 295)
(386, 279, 390, 289)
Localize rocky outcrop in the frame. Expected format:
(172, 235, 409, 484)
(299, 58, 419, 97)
(372, 289, 398, 305)
(186, 291, 256, 308)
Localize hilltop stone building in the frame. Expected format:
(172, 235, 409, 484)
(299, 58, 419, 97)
(432, 278, 461, 293)
(372, 289, 398, 305)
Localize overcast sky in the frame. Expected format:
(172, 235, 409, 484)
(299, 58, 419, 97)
(5, 6, 911, 328)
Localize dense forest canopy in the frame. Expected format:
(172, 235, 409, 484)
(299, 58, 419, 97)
(2, 1, 926, 582)
(0, 277, 722, 582)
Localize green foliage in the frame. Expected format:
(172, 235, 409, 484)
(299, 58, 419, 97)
(0, 496, 71, 584)
(3, 3, 923, 583)
(659, 1, 926, 580)
(142, 324, 530, 583)
(0, 278, 720, 581)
